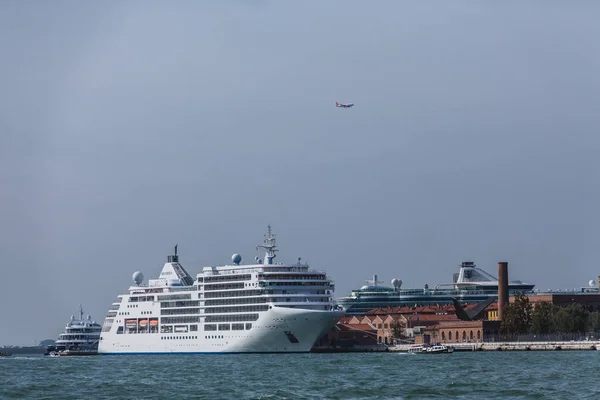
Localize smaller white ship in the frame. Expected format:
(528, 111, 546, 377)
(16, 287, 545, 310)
(45, 305, 101, 356)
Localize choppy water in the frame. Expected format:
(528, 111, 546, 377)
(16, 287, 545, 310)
(1, 351, 598, 399)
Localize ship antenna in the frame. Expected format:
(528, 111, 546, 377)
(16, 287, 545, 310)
(168, 244, 179, 263)
(256, 225, 278, 265)
(79, 304, 84, 321)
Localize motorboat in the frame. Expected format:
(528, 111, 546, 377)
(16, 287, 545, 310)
(425, 344, 454, 354)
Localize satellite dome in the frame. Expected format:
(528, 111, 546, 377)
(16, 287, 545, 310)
(391, 278, 403, 288)
(589, 279, 596, 288)
(133, 271, 144, 285)
(232, 253, 242, 265)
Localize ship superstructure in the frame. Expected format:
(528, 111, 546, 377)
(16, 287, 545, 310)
(45, 305, 102, 356)
(98, 226, 344, 354)
(337, 261, 536, 315)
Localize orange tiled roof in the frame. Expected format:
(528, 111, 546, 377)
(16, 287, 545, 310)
(337, 323, 376, 332)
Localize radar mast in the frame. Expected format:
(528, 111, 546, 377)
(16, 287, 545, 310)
(257, 225, 278, 265)
(366, 274, 383, 286)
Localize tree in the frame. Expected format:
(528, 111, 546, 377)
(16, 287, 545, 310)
(530, 302, 556, 334)
(589, 312, 600, 333)
(501, 292, 532, 334)
(554, 304, 588, 333)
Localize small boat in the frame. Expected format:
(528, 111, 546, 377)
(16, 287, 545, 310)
(0, 352, 12, 357)
(425, 344, 454, 354)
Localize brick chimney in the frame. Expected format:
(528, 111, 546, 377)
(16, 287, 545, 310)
(498, 262, 509, 321)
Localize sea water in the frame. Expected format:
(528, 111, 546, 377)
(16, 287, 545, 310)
(1, 351, 598, 399)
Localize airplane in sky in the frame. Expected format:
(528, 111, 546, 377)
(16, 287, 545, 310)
(335, 101, 354, 108)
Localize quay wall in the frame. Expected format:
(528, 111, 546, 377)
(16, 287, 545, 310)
(389, 341, 600, 352)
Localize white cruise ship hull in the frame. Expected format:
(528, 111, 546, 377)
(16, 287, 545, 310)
(99, 307, 343, 354)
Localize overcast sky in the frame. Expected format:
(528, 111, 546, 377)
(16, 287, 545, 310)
(1, 1, 599, 345)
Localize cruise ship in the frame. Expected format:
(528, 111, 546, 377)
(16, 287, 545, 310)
(337, 261, 535, 315)
(99, 226, 344, 354)
(45, 305, 102, 356)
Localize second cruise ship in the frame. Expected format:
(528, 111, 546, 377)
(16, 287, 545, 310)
(98, 226, 344, 354)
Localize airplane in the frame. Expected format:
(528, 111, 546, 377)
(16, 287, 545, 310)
(335, 101, 354, 108)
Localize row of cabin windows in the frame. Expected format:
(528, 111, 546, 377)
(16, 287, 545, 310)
(205, 297, 267, 306)
(258, 274, 326, 280)
(161, 308, 201, 316)
(204, 283, 245, 291)
(157, 294, 192, 301)
(162, 316, 201, 324)
(205, 305, 269, 314)
(203, 274, 252, 283)
(205, 314, 259, 323)
(161, 300, 200, 308)
(161, 336, 197, 340)
(205, 323, 252, 331)
(204, 290, 263, 299)
(263, 282, 330, 287)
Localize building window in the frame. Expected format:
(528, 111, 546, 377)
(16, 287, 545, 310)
(449, 332, 452, 340)
(469, 330, 473, 340)
(477, 330, 481, 340)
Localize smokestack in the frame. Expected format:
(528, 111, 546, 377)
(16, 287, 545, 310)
(498, 262, 509, 321)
